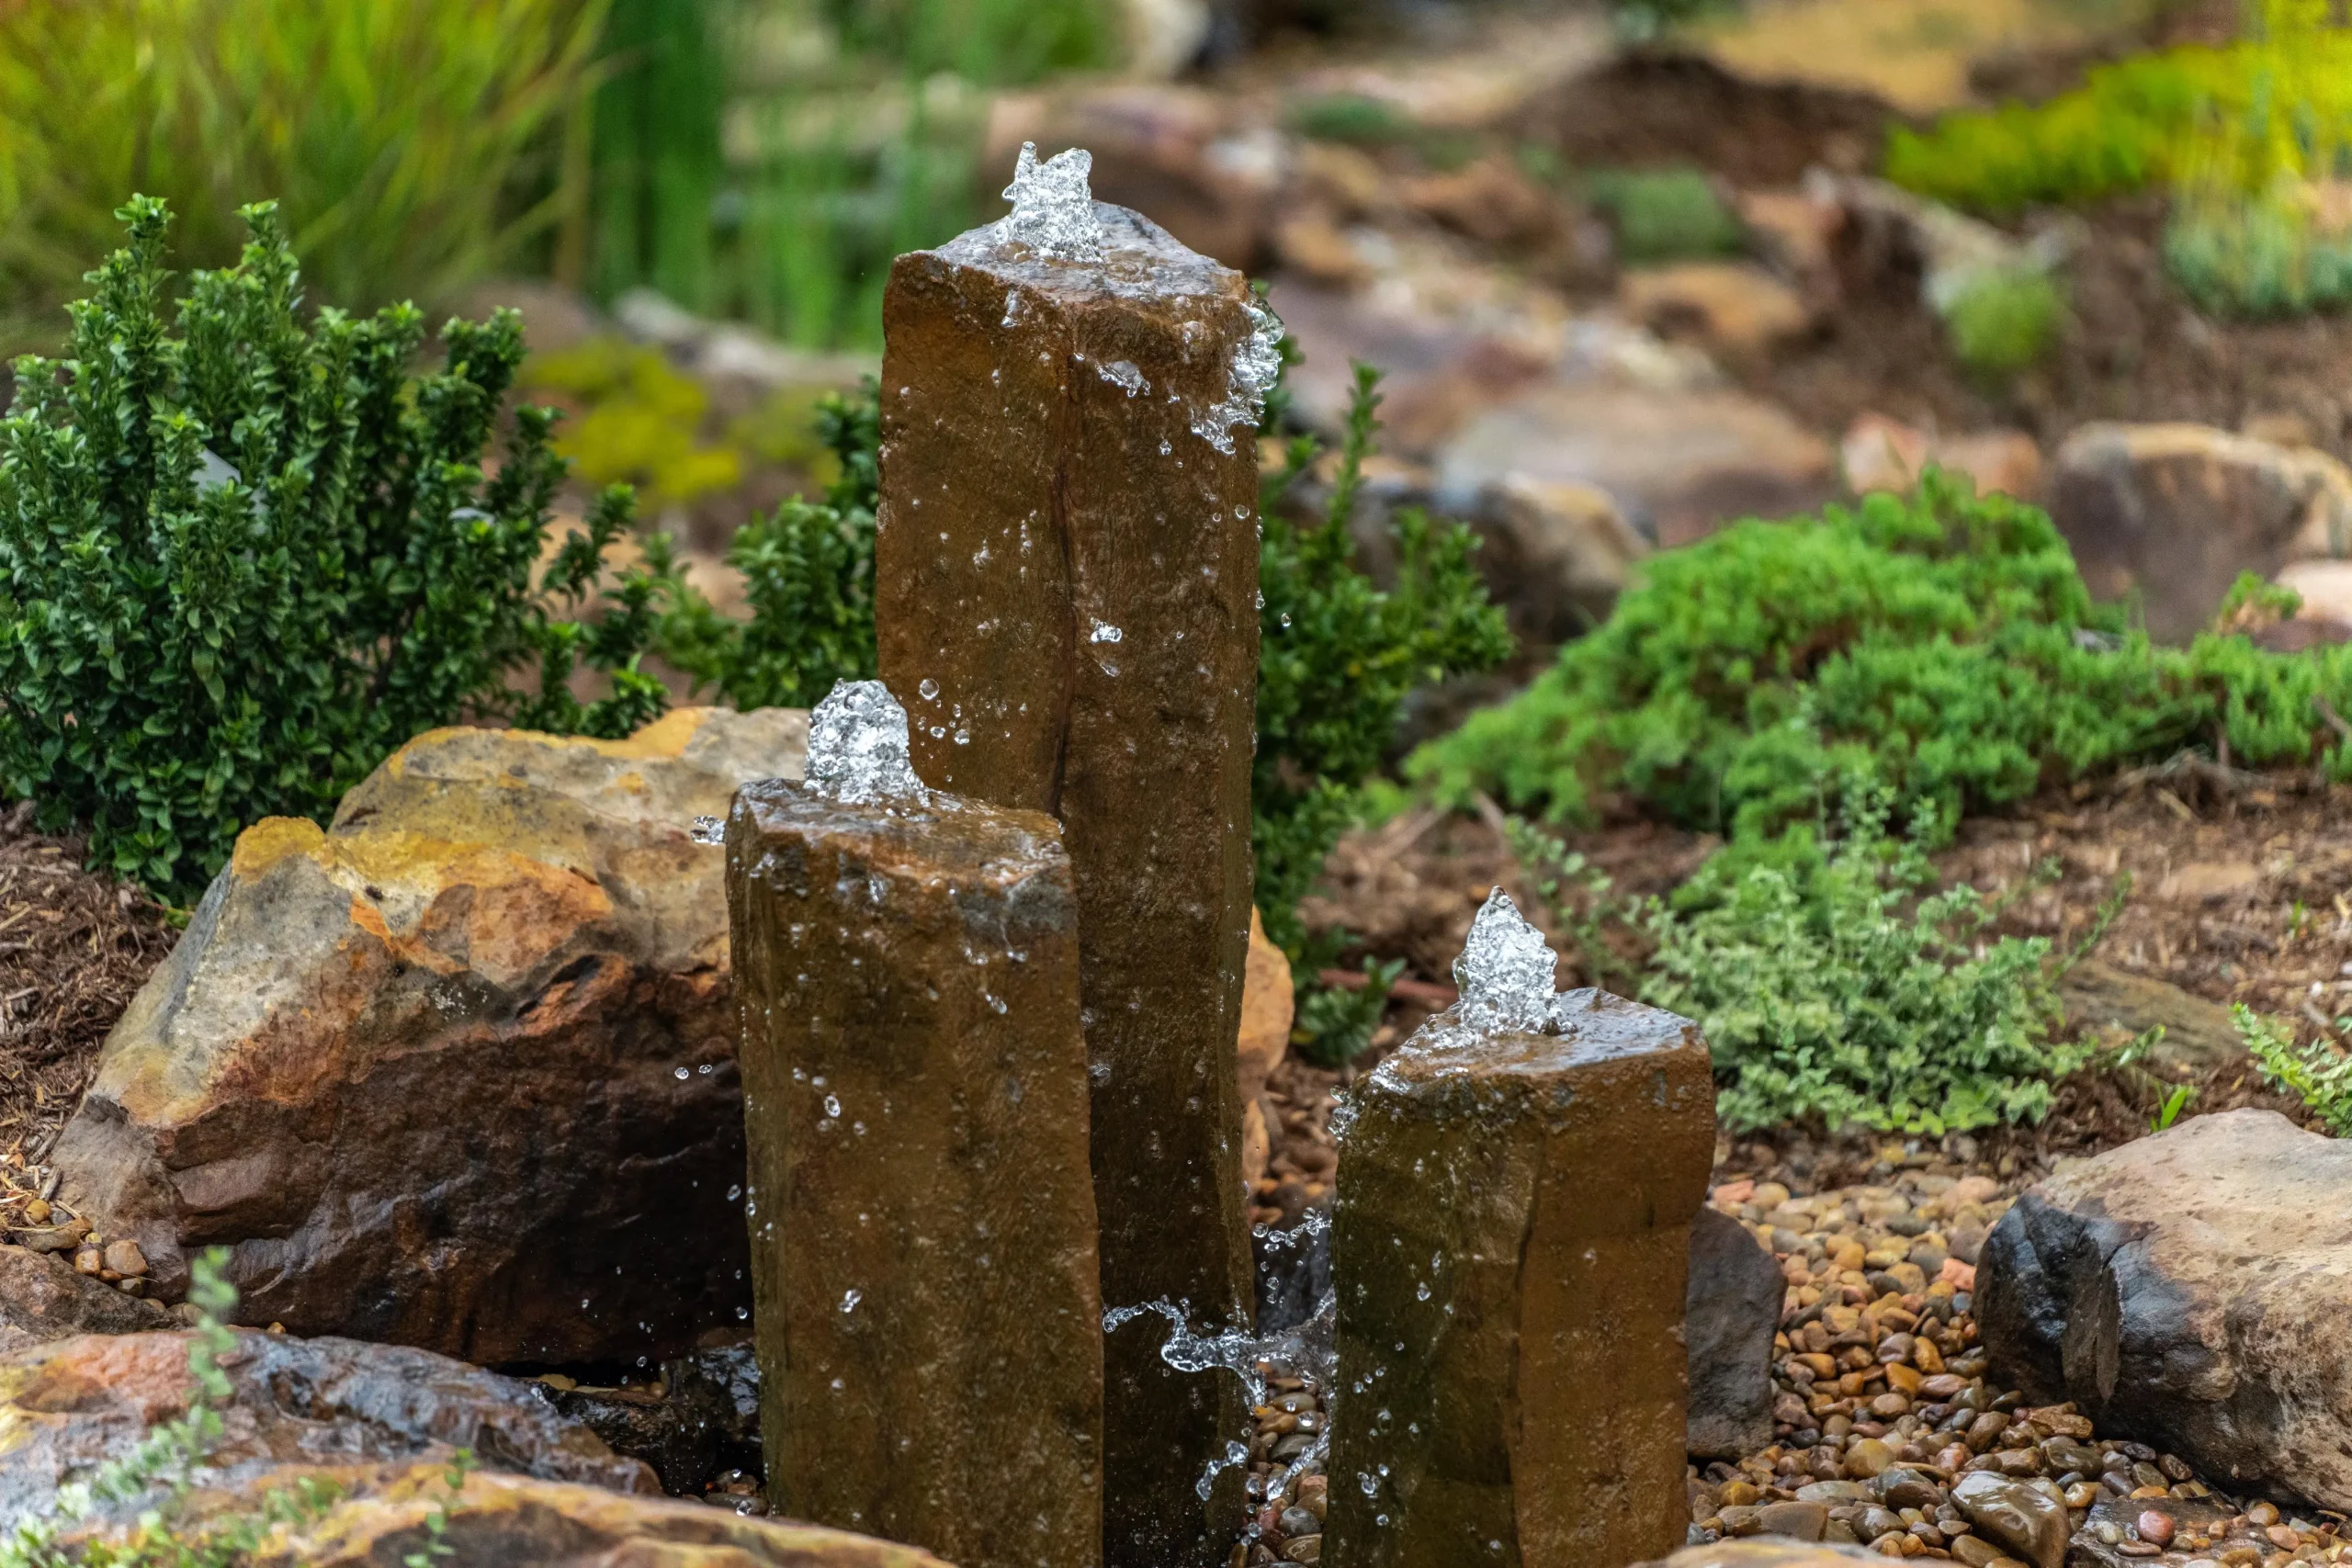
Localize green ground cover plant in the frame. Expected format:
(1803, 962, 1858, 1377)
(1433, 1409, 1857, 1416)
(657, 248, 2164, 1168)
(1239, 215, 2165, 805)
(2234, 1003, 2352, 1134)
(1410, 471, 2352, 843)
(1942, 264, 2066, 380)
(1586, 167, 1747, 265)
(0, 0, 603, 352)
(1513, 787, 2093, 1135)
(0, 199, 671, 901)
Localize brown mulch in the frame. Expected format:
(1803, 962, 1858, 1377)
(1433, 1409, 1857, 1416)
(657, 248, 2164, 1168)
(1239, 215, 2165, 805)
(0, 804, 175, 1171)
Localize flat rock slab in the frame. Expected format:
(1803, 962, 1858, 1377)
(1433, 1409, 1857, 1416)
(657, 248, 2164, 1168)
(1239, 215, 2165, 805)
(1977, 1108, 2352, 1510)
(55, 707, 808, 1365)
(63, 1465, 953, 1568)
(0, 1327, 654, 1526)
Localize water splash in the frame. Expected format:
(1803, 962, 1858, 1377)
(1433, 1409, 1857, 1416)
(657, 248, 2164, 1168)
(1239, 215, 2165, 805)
(1190, 299, 1284, 456)
(1453, 887, 1558, 1034)
(999, 142, 1104, 263)
(806, 680, 924, 805)
(690, 815, 724, 844)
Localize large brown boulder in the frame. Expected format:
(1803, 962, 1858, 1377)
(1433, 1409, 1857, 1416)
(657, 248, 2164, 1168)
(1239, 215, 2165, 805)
(2050, 422, 2352, 642)
(1976, 1109, 2352, 1509)
(54, 707, 808, 1365)
(0, 1327, 654, 1525)
(67, 1465, 954, 1568)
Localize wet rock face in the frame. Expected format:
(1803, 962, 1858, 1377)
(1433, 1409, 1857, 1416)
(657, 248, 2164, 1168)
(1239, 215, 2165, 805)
(54, 707, 808, 1366)
(1686, 1205, 1786, 1461)
(71, 1466, 955, 1568)
(729, 750, 1102, 1568)
(2050, 423, 2352, 642)
(1325, 960, 1716, 1568)
(0, 1327, 654, 1526)
(875, 176, 1263, 1563)
(1976, 1109, 2352, 1511)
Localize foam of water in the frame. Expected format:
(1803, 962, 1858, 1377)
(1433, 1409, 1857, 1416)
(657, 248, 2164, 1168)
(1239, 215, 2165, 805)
(1190, 299, 1285, 456)
(1453, 886, 1559, 1034)
(805, 680, 924, 805)
(998, 142, 1104, 263)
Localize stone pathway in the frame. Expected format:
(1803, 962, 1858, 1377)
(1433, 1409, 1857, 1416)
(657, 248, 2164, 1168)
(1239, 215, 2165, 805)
(1694, 1166, 2347, 1568)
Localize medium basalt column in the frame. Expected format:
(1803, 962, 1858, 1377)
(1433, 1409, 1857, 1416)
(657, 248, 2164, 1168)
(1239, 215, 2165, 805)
(1325, 892, 1716, 1568)
(874, 147, 1266, 1562)
(730, 682, 1102, 1568)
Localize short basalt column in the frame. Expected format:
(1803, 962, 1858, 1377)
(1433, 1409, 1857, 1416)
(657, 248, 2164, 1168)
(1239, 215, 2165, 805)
(1325, 891, 1717, 1568)
(729, 682, 1102, 1568)
(874, 146, 1268, 1562)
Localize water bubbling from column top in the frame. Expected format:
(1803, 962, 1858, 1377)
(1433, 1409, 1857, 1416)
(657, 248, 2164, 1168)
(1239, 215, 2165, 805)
(1453, 887, 1561, 1035)
(999, 142, 1105, 263)
(806, 680, 924, 805)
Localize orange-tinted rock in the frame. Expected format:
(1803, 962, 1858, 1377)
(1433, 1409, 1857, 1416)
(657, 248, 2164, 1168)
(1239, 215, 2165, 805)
(875, 177, 1262, 1564)
(69, 1464, 955, 1568)
(54, 708, 808, 1365)
(0, 1327, 654, 1524)
(1238, 910, 1295, 1189)
(729, 773, 1101, 1568)
(1325, 960, 1714, 1568)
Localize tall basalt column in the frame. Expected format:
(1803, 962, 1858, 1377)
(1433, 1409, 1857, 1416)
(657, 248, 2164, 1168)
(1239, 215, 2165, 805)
(730, 683, 1102, 1568)
(1326, 892, 1717, 1568)
(874, 147, 1267, 1562)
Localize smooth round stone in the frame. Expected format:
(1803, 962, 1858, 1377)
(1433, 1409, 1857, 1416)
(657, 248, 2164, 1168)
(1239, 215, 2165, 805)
(1920, 1374, 1968, 1400)
(2064, 1483, 2100, 1509)
(1950, 1532, 2005, 1568)
(1279, 1507, 1318, 1538)
(2139, 1511, 2177, 1548)
(1758, 1501, 1830, 1542)
(1881, 1472, 1943, 1511)
(1279, 1535, 1322, 1564)
(1871, 1393, 1912, 1419)
(1847, 1438, 1897, 1479)
(1719, 1481, 1762, 1507)
(1860, 1507, 1906, 1541)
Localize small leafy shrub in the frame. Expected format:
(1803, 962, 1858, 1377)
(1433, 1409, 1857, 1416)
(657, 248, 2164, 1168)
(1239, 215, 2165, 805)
(1609, 0, 1741, 44)
(1292, 94, 1420, 146)
(1515, 787, 2094, 1135)
(1410, 470, 2352, 841)
(525, 340, 749, 511)
(0, 200, 671, 899)
(2165, 190, 2352, 317)
(1254, 362, 1514, 963)
(0, 0, 602, 349)
(1885, 2, 2352, 219)
(657, 389, 880, 709)
(1586, 168, 1746, 265)
(2234, 1003, 2352, 1134)
(1942, 265, 2065, 379)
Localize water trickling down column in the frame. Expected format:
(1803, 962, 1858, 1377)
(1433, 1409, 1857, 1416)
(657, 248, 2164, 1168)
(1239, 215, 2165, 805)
(729, 681, 1103, 1568)
(1325, 891, 1716, 1568)
(874, 145, 1270, 1564)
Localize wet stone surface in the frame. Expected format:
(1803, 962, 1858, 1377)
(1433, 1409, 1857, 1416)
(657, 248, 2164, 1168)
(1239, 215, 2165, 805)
(1682, 1162, 2349, 1568)
(876, 153, 1264, 1566)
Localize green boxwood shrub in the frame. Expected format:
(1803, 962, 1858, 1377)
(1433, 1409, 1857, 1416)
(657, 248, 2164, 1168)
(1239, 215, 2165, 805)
(0, 198, 671, 899)
(1410, 471, 2352, 841)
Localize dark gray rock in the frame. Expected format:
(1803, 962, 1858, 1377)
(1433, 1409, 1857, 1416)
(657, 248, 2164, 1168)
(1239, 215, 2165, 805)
(0, 1243, 172, 1353)
(1978, 1109, 2352, 1510)
(0, 1327, 655, 1526)
(548, 1343, 763, 1495)
(1687, 1204, 1783, 1460)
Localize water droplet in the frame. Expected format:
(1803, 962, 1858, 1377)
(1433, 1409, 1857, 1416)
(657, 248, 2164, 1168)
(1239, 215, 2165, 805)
(673, 1066, 689, 1080)
(823, 1094, 842, 1118)
(842, 1289, 863, 1313)
(918, 678, 939, 700)
(727, 1185, 741, 1201)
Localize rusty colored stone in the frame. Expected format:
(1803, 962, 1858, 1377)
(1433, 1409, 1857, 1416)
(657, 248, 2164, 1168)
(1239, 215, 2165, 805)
(874, 194, 1263, 1562)
(729, 776, 1101, 1568)
(54, 707, 807, 1365)
(1324, 988, 1716, 1568)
